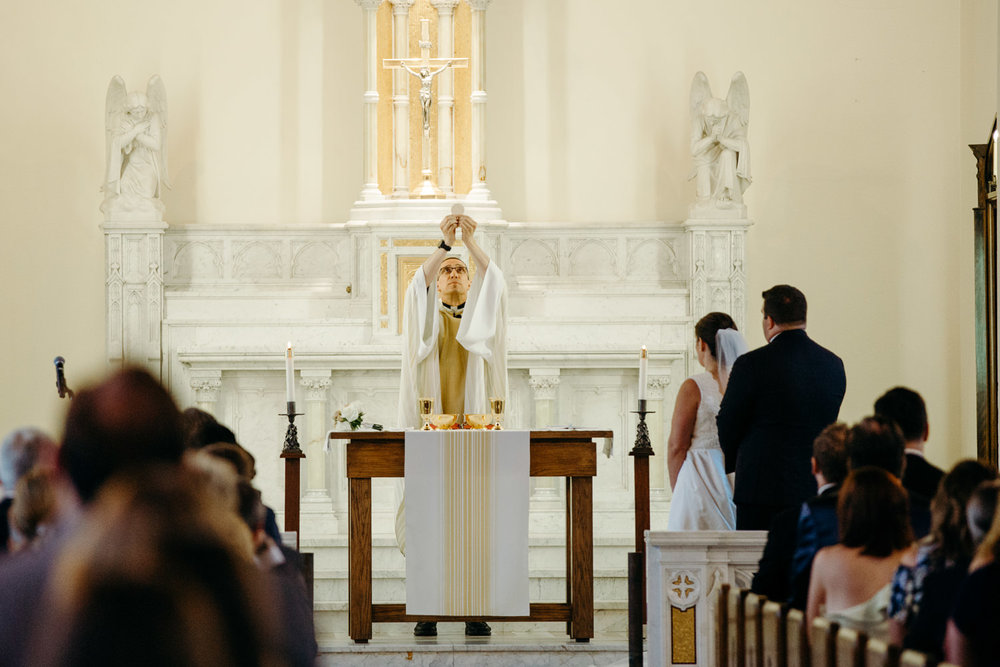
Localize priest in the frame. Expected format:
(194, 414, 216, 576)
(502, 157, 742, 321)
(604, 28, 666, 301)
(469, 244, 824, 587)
(396, 211, 508, 638)
(397, 212, 507, 429)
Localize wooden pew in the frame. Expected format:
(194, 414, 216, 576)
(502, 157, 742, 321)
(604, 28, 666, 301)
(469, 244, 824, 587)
(810, 617, 839, 667)
(864, 638, 900, 667)
(761, 601, 786, 667)
(785, 608, 809, 667)
(745, 593, 765, 667)
(835, 627, 867, 667)
(718, 583, 731, 666)
(728, 586, 749, 667)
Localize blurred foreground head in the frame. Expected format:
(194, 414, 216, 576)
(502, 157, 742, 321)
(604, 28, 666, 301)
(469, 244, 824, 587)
(59, 368, 184, 503)
(35, 466, 279, 667)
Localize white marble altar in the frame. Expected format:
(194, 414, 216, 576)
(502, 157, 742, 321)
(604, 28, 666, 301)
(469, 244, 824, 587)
(645, 530, 767, 667)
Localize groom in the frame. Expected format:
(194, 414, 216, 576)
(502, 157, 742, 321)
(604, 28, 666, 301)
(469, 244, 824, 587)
(717, 285, 847, 531)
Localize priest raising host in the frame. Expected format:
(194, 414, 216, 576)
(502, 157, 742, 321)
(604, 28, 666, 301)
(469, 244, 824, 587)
(396, 210, 508, 638)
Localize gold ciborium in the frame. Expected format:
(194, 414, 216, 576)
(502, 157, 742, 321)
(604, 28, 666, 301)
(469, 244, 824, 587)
(418, 397, 434, 430)
(489, 397, 505, 430)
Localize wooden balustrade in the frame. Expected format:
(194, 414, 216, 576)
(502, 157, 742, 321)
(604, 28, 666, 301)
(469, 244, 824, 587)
(713, 587, 959, 667)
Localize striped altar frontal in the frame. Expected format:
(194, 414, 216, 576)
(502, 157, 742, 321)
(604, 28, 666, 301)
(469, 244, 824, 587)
(405, 429, 530, 617)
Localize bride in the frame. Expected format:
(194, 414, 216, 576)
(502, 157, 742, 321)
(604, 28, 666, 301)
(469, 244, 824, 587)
(666, 312, 748, 531)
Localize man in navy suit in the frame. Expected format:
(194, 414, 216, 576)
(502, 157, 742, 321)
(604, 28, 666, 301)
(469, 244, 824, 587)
(873, 386, 944, 500)
(717, 284, 847, 530)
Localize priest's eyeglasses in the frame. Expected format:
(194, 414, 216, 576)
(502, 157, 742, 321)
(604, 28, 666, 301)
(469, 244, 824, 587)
(439, 265, 468, 277)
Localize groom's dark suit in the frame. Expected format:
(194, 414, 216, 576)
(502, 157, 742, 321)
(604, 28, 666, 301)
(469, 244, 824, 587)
(717, 329, 846, 530)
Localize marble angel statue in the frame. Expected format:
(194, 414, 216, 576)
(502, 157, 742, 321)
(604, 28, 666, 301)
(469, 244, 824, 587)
(101, 75, 170, 220)
(689, 71, 751, 214)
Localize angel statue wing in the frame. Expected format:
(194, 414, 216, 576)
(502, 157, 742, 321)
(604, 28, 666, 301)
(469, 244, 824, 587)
(689, 71, 713, 121)
(145, 75, 171, 190)
(103, 75, 128, 193)
(725, 71, 750, 127)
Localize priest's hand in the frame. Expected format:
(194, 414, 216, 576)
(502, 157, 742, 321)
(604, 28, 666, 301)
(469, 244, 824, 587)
(440, 216, 458, 246)
(459, 216, 490, 271)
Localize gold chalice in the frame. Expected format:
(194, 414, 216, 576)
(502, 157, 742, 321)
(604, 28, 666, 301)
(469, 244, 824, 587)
(418, 398, 434, 430)
(490, 397, 505, 430)
(466, 414, 491, 429)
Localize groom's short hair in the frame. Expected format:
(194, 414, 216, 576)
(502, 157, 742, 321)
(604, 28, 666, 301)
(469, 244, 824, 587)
(873, 387, 927, 443)
(762, 285, 807, 324)
(813, 422, 849, 485)
(846, 415, 905, 478)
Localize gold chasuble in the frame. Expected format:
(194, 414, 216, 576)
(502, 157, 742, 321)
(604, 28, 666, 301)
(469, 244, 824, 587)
(438, 310, 469, 416)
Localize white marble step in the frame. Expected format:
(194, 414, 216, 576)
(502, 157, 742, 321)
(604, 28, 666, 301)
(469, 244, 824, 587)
(312, 568, 629, 604)
(315, 636, 631, 666)
(300, 534, 640, 572)
(313, 603, 630, 640)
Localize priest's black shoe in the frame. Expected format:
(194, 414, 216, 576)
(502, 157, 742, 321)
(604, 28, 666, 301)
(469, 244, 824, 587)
(464, 621, 491, 636)
(413, 622, 437, 637)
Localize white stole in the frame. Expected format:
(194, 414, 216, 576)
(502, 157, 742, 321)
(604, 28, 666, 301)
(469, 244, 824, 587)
(405, 429, 529, 616)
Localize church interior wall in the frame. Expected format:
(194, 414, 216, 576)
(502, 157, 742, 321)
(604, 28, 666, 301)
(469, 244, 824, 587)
(0, 0, 997, 478)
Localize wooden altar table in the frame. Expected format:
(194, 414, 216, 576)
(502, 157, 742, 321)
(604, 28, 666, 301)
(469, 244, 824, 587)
(330, 429, 610, 643)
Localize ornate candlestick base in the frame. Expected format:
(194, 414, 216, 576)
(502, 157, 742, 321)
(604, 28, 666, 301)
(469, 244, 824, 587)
(629, 400, 656, 458)
(280, 401, 305, 455)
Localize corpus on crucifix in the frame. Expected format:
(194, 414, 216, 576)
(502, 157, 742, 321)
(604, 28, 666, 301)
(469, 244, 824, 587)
(384, 18, 467, 198)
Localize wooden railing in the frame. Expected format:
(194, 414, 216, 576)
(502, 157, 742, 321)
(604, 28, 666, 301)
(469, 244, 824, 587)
(716, 584, 956, 667)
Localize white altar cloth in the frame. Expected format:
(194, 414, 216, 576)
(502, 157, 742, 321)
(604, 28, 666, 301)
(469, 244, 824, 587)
(405, 429, 530, 616)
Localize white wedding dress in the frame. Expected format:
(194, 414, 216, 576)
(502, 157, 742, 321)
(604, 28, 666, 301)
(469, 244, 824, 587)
(666, 372, 737, 531)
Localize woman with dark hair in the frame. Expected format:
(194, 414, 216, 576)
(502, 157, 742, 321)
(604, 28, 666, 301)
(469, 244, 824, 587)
(666, 311, 747, 530)
(806, 466, 914, 640)
(888, 460, 997, 659)
(945, 484, 1000, 666)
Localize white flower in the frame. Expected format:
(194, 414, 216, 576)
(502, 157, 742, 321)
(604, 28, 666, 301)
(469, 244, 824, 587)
(341, 403, 361, 423)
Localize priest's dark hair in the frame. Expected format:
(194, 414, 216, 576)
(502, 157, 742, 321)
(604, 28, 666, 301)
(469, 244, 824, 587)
(846, 415, 906, 478)
(59, 368, 185, 503)
(838, 466, 913, 557)
(762, 284, 807, 325)
(873, 386, 928, 443)
(694, 311, 737, 358)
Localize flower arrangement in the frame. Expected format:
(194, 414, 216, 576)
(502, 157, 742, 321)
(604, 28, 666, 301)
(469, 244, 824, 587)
(333, 401, 383, 431)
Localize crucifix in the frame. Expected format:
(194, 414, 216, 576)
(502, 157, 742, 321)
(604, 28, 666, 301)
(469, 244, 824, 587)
(384, 18, 467, 198)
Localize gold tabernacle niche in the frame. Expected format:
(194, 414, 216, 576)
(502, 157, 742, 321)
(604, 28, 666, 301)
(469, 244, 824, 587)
(376, 0, 473, 198)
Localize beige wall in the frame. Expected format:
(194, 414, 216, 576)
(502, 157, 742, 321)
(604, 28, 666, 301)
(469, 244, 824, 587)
(0, 1, 996, 467)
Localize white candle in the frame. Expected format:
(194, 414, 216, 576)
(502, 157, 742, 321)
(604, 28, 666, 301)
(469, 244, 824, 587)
(285, 342, 295, 404)
(638, 346, 648, 402)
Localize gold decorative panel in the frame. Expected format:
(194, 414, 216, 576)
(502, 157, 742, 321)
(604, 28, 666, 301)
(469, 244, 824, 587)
(671, 606, 696, 664)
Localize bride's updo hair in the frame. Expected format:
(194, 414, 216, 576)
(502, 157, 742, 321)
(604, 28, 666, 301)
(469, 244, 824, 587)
(694, 312, 737, 358)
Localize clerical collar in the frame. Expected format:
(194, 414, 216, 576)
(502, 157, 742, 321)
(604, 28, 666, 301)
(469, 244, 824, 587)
(440, 302, 466, 318)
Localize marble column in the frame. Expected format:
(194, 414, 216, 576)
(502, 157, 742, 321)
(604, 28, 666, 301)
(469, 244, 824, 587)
(430, 0, 459, 196)
(300, 370, 338, 533)
(646, 372, 672, 500)
(189, 369, 222, 415)
(102, 221, 167, 378)
(356, 0, 383, 200)
(467, 0, 492, 201)
(389, 0, 414, 198)
(529, 368, 561, 507)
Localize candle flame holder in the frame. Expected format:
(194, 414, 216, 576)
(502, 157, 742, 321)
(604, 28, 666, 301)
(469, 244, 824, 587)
(280, 401, 305, 455)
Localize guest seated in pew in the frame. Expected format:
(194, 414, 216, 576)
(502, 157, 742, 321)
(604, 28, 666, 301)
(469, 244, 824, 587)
(30, 467, 283, 667)
(945, 491, 1000, 666)
(0, 428, 58, 555)
(181, 407, 283, 547)
(0, 369, 187, 667)
(966, 480, 1000, 547)
(888, 460, 997, 661)
(874, 387, 945, 500)
(8, 467, 59, 553)
(789, 416, 931, 609)
(806, 466, 914, 641)
(751, 422, 848, 602)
